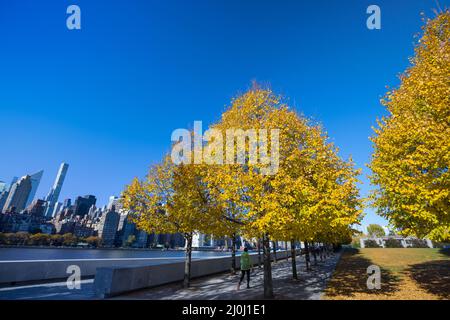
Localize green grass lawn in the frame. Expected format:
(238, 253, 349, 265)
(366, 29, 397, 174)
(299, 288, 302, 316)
(324, 248, 449, 300)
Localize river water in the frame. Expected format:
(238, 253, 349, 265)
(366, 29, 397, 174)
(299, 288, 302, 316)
(0, 247, 240, 261)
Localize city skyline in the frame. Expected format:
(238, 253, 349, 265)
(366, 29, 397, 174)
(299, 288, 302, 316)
(0, 164, 117, 210)
(0, 159, 385, 231)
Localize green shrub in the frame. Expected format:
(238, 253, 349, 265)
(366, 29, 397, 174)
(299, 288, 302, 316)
(364, 239, 381, 248)
(431, 241, 448, 248)
(384, 238, 403, 248)
(351, 237, 361, 248)
(86, 236, 102, 248)
(5, 232, 30, 245)
(50, 234, 63, 246)
(28, 233, 50, 246)
(407, 239, 428, 248)
(0, 233, 6, 245)
(62, 233, 78, 246)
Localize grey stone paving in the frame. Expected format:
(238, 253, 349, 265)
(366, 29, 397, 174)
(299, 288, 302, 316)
(114, 252, 341, 300)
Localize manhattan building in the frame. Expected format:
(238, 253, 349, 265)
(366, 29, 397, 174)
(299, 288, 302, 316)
(73, 195, 97, 217)
(25, 170, 44, 207)
(44, 162, 69, 217)
(1, 177, 18, 210)
(0, 190, 9, 212)
(97, 206, 120, 246)
(25, 199, 47, 217)
(2, 175, 32, 213)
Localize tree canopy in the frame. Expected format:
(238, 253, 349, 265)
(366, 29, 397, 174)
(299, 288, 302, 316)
(369, 11, 450, 242)
(367, 224, 386, 238)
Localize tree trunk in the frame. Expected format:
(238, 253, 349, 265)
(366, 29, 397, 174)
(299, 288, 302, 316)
(257, 238, 262, 268)
(312, 242, 317, 265)
(231, 233, 237, 274)
(224, 236, 228, 250)
(285, 241, 288, 261)
(263, 234, 274, 298)
(272, 241, 277, 263)
(320, 245, 324, 261)
(304, 241, 311, 271)
(290, 239, 298, 280)
(183, 233, 193, 288)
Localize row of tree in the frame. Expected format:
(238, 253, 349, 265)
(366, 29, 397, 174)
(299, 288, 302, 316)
(122, 85, 363, 298)
(0, 232, 102, 247)
(122, 10, 449, 298)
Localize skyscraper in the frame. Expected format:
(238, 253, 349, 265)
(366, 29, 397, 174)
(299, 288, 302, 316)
(0, 177, 18, 213)
(45, 163, 69, 218)
(52, 202, 63, 217)
(8, 177, 18, 191)
(73, 195, 97, 217)
(98, 206, 120, 247)
(25, 170, 44, 207)
(0, 181, 6, 192)
(107, 195, 122, 211)
(25, 199, 47, 217)
(0, 190, 9, 213)
(63, 198, 72, 209)
(2, 175, 32, 213)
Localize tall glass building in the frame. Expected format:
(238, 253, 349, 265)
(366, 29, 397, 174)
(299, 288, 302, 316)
(44, 162, 69, 218)
(2, 175, 32, 213)
(0, 181, 6, 193)
(25, 170, 44, 207)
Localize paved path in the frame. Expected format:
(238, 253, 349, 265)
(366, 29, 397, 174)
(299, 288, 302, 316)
(0, 279, 96, 300)
(0, 252, 341, 300)
(115, 252, 341, 300)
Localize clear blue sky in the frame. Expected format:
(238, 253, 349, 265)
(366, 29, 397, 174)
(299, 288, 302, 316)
(1, 0, 447, 230)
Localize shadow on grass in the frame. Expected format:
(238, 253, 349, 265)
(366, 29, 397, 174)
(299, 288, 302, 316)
(407, 259, 450, 299)
(325, 248, 401, 298)
(438, 248, 450, 257)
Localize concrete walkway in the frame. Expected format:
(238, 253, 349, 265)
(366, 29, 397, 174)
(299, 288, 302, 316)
(114, 252, 341, 300)
(0, 279, 96, 300)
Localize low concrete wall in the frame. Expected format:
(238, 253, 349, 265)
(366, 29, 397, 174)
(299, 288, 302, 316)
(94, 249, 299, 298)
(0, 258, 184, 285)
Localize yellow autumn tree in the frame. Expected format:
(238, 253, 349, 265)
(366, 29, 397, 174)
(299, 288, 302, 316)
(203, 86, 301, 297)
(203, 164, 247, 273)
(123, 83, 363, 296)
(121, 155, 220, 287)
(369, 11, 450, 241)
(205, 84, 363, 296)
(270, 122, 363, 275)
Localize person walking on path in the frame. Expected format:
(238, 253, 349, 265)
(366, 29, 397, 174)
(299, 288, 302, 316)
(237, 247, 252, 290)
